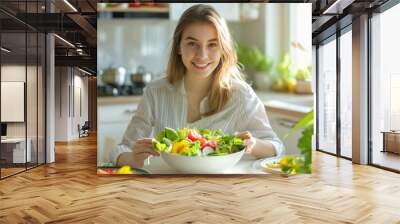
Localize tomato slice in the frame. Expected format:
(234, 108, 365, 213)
(198, 138, 207, 147)
(97, 169, 113, 174)
(188, 130, 202, 141)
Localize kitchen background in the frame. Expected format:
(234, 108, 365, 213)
(97, 3, 313, 165)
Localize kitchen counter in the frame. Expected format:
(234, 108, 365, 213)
(256, 90, 313, 118)
(255, 90, 313, 106)
(98, 95, 143, 105)
(97, 90, 313, 117)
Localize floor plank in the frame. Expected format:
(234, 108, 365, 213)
(1, 134, 400, 223)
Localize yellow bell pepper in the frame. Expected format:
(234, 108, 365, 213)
(267, 163, 281, 169)
(279, 157, 289, 167)
(171, 140, 190, 154)
(117, 165, 134, 174)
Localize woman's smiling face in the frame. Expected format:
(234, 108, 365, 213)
(179, 22, 222, 78)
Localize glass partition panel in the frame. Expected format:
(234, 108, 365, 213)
(317, 37, 337, 154)
(27, 30, 38, 169)
(1, 31, 27, 177)
(38, 32, 45, 165)
(339, 29, 352, 158)
(371, 4, 400, 171)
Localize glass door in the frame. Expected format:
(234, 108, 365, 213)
(370, 3, 400, 171)
(0, 0, 47, 179)
(339, 28, 352, 159)
(317, 36, 337, 155)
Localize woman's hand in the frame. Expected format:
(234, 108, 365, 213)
(130, 138, 160, 168)
(235, 131, 256, 154)
(235, 131, 277, 158)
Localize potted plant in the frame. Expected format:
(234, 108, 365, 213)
(236, 43, 274, 90)
(282, 110, 313, 174)
(294, 64, 313, 94)
(263, 111, 313, 175)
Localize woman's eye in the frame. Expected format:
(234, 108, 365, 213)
(188, 42, 196, 47)
(208, 43, 218, 48)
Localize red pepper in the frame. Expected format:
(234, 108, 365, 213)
(188, 130, 202, 141)
(97, 169, 113, 174)
(200, 139, 217, 149)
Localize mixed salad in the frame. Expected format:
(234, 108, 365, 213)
(152, 127, 245, 156)
(263, 155, 312, 175)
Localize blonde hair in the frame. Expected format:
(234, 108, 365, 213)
(166, 4, 243, 116)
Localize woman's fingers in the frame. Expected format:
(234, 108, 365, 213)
(236, 132, 255, 154)
(134, 146, 160, 156)
(136, 138, 153, 144)
(134, 152, 154, 161)
(236, 131, 251, 139)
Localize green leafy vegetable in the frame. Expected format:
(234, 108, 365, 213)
(165, 127, 179, 141)
(207, 152, 229, 156)
(177, 128, 189, 140)
(217, 135, 245, 154)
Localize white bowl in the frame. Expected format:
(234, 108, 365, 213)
(160, 149, 246, 174)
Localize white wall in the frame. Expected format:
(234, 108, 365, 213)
(55, 67, 67, 141)
(54, 67, 89, 141)
(1, 64, 46, 163)
(98, 19, 176, 81)
(1, 65, 32, 137)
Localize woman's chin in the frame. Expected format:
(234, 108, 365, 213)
(189, 67, 215, 77)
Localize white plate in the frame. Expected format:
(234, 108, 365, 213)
(252, 156, 281, 170)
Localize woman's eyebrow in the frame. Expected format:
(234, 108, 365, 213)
(185, 37, 218, 42)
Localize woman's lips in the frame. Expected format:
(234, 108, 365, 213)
(192, 62, 211, 70)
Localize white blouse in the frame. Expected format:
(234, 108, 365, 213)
(110, 77, 285, 165)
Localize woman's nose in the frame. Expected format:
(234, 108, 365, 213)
(195, 46, 208, 59)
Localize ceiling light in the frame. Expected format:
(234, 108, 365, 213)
(54, 34, 75, 48)
(322, 0, 355, 15)
(63, 0, 78, 12)
(78, 67, 92, 76)
(1, 47, 11, 53)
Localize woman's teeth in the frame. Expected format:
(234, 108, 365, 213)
(193, 62, 210, 69)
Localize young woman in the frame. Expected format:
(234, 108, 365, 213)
(110, 4, 284, 168)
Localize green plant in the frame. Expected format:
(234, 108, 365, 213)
(283, 110, 313, 173)
(235, 42, 274, 73)
(271, 53, 297, 92)
(276, 53, 294, 81)
(295, 64, 312, 81)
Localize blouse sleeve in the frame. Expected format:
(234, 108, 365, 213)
(109, 87, 154, 165)
(241, 86, 285, 157)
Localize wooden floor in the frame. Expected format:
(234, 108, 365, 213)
(1, 163, 45, 178)
(1, 167, 26, 178)
(1, 135, 400, 223)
